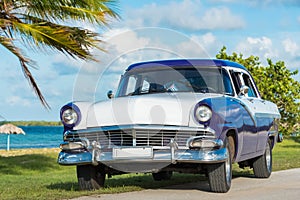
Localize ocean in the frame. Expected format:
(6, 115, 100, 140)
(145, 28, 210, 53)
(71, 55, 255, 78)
(0, 126, 63, 150)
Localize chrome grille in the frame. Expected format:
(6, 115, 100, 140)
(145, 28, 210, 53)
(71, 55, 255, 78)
(66, 128, 212, 148)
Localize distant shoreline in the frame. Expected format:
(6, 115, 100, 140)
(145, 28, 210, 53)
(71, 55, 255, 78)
(0, 121, 62, 126)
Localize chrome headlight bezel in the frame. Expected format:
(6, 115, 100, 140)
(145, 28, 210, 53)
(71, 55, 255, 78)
(195, 104, 212, 123)
(60, 103, 81, 128)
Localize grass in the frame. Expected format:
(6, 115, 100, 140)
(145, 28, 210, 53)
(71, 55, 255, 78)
(0, 138, 299, 200)
(272, 137, 300, 170)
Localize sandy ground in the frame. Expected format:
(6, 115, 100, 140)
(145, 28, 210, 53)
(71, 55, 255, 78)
(0, 148, 60, 157)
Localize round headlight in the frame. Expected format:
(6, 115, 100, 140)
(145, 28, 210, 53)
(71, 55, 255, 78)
(62, 108, 78, 125)
(195, 105, 212, 122)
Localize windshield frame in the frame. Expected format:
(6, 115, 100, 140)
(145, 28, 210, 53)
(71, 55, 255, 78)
(115, 66, 234, 97)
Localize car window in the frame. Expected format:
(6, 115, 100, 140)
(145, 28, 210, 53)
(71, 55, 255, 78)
(222, 69, 234, 96)
(124, 76, 137, 96)
(230, 70, 242, 95)
(141, 79, 150, 94)
(116, 67, 233, 97)
(242, 74, 258, 98)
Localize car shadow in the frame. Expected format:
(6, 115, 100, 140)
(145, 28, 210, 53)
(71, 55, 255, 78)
(46, 172, 256, 193)
(47, 173, 207, 192)
(159, 173, 257, 192)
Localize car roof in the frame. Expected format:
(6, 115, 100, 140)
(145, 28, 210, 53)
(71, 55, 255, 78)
(126, 59, 247, 71)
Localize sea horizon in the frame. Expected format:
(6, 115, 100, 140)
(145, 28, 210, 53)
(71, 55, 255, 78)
(0, 126, 63, 150)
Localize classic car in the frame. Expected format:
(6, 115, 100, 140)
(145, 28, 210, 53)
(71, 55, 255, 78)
(58, 59, 281, 193)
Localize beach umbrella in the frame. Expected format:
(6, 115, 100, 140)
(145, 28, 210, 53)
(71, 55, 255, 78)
(0, 123, 25, 151)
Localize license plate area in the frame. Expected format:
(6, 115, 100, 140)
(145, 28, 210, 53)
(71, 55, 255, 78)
(113, 147, 153, 159)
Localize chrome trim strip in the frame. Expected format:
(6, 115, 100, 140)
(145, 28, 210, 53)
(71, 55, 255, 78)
(186, 135, 216, 147)
(57, 147, 228, 166)
(58, 151, 92, 165)
(63, 125, 216, 149)
(66, 124, 215, 135)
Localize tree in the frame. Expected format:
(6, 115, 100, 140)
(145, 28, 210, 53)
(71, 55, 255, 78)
(0, 0, 119, 109)
(216, 46, 300, 135)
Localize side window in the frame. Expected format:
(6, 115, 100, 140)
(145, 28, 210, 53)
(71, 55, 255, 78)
(140, 79, 150, 93)
(222, 69, 234, 96)
(125, 76, 137, 95)
(230, 70, 242, 95)
(242, 74, 258, 98)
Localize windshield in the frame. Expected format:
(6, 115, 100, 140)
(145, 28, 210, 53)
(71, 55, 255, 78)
(116, 66, 233, 97)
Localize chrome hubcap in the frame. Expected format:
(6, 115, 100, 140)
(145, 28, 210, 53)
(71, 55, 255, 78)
(225, 150, 231, 184)
(266, 143, 271, 172)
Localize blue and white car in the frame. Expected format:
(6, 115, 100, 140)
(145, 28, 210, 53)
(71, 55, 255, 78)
(58, 59, 280, 193)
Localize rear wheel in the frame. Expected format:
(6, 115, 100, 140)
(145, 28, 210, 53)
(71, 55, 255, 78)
(152, 171, 173, 181)
(253, 139, 272, 178)
(77, 164, 106, 190)
(207, 136, 233, 193)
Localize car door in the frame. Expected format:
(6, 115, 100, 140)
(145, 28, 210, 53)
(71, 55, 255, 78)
(240, 73, 271, 152)
(230, 70, 258, 156)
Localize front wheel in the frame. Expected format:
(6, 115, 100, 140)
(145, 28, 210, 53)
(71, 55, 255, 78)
(77, 164, 106, 190)
(207, 136, 233, 193)
(253, 139, 272, 178)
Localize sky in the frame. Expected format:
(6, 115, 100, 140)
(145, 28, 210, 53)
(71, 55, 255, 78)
(1, 0, 300, 121)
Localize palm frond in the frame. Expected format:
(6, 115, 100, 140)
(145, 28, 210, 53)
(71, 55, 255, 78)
(0, 19, 12, 29)
(1, 0, 119, 109)
(22, 0, 119, 23)
(59, 6, 114, 25)
(10, 21, 101, 60)
(0, 36, 50, 109)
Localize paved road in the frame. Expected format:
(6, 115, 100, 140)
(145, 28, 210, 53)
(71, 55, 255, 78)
(74, 168, 300, 200)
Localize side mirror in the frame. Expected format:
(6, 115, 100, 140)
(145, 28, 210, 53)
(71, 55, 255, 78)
(238, 85, 249, 96)
(107, 90, 114, 99)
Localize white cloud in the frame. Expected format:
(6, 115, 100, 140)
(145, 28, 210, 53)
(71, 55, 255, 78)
(233, 35, 300, 75)
(235, 36, 278, 60)
(69, 28, 223, 101)
(76, 28, 217, 75)
(282, 38, 299, 56)
(199, 7, 245, 30)
(175, 33, 219, 57)
(190, 33, 217, 48)
(215, 0, 300, 6)
(200, 33, 217, 45)
(5, 96, 31, 107)
(103, 28, 150, 54)
(124, 0, 245, 30)
(41, 28, 150, 77)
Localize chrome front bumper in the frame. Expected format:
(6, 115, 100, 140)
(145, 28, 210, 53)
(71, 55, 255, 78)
(57, 125, 226, 172)
(58, 146, 228, 172)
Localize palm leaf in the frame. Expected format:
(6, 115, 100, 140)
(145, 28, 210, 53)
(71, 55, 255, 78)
(1, 0, 119, 108)
(11, 21, 99, 60)
(21, 0, 119, 23)
(0, 36, 50, 109)
(0, 19, 12, 29)
(59, 6, 115, 25)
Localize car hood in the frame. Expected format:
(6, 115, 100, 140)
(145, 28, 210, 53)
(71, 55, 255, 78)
(82, 93, 219, 128)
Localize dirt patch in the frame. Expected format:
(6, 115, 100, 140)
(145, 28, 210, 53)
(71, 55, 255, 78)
(0, 148, 60, 157)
